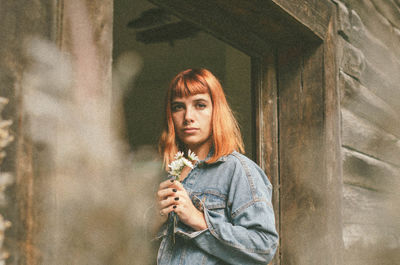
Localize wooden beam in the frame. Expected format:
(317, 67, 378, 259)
(272, 0, 332, 39)
(278, 13, 343, 261)
(252, 54, 280, 265)
(278, 41, 326, 265)
(149, 0, 274, 57)
(149, 0, 329, 56)
(323, 11, 345, 264)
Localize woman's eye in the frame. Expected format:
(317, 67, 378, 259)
(172, 105, 183, 111)
(196, 103, 206, 109)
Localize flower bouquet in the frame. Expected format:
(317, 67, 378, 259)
(167, 150, 198, 242)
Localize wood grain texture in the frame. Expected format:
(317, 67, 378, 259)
(342, 147, 400, 192)
(339, 71, 400, 138)
(336, 2, 400, 114)
(343, 183, 400, 248)
(149, 0, 333, 56)
(338, 38, 365, 80)
(272, 0, 332, 39)
(342, 108, 400, 166)
(337, 0, 400, 261)
(323, 12, 344, 264)
(0, 1, 55, 264)
(345, 9, 400, 86)
(278, 40, 342, 265)
(149, 0, 274, 57)
(359, 59, 400, 114)
(335, 0, 352, 39)
(343, 183, 396, 226)
(341, 0, 400, 59)
(252, 55, 280, 265)
(369, 0, 400, 29)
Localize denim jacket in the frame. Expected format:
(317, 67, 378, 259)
(157, 151, 279, 265)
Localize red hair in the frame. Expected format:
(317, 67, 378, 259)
(159, 68, 244, 168)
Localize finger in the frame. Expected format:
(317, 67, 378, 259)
(172, 204, 181, 214)
(172, 190, 191, 202)
(159, 195, 179, 209)
(170, 181, 185, 191)
(158, 178, 177, 190)
(160, 204, 176, 216)
(157, 187, 178, 201)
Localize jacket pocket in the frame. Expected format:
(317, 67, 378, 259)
(191, 191, 227, 213)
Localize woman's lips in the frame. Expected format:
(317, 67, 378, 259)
(183, 128, 198, 133)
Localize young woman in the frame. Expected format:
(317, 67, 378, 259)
(156, 69, 278, 264)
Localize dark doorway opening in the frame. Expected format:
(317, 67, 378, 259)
(113, 0, 254, 160)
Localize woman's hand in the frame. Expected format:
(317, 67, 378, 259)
(156, 179, 207, 231)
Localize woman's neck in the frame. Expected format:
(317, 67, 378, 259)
(187, 140, 212, 161)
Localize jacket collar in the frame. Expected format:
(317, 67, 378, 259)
(198, 146, 228, 165)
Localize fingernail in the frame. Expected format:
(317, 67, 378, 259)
(170, 179, 174, 183)
(172, 188, 177, 192)
(173, 205, 177, 209)
(174, 197, 179, 201)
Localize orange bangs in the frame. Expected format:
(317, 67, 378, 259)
(170, 70, 210, 99)
(159, 68, 244, 169)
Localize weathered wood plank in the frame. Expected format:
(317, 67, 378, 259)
(252, 54, 280, 265)
(336, 5, 400, 114)
(369, 0, 400, 29)
(211, 0, 323, 43)
(252, 56, 279, 184)
(338, 35, 400, 109)
(149, 0, 274, 57)
(338, 38, 365, 80)
(346, 8, 400, 80)
(342, 183, 400, 247)
(343, 222, 400, 265)
(0, 1, 55, 264)
(360, 59, 400, 114)
(279, 41, 342, 265)
(342, 108, 400, 166)
(323, 12, 345, 264)
(149, 0, 330, 56)
(343, 183, 398, 226)
(339, 71, 400, 138)
(334, 0, 352, 39)
(341, 0, 400, 59)
(272, 0, 332, 39)
(342, 147, 400, 192)
(343, 223, 400, 249)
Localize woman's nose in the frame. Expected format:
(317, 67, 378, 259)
(184, 107, 194, 122)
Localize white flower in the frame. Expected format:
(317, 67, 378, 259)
(167, 151, 197, 180)
(174, 151, 184, 160)
(182, 157, 194, 169)
(187, 149, 199, 162)
(168, 159, 184, 177)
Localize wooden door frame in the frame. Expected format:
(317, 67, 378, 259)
(149, 1, 343, 264)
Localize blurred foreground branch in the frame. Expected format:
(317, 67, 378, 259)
(22, 37, 161, 265)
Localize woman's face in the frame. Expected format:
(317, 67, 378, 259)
(171, 93, 213, 155)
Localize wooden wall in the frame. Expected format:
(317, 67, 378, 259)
(2, 0, 398, 264)
(0, 2, 55, 264)
(0, 1, 113, 264)
(333, 0, 400, 263)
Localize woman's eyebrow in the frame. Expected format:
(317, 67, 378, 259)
(193, 98, 209, 103)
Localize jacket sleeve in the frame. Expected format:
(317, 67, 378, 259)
(177, 155, 279, 265)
